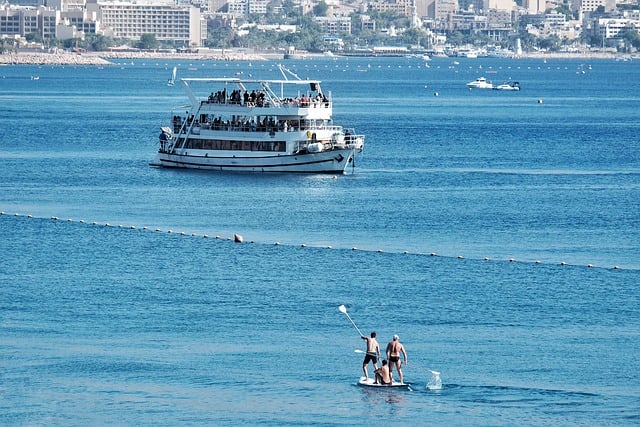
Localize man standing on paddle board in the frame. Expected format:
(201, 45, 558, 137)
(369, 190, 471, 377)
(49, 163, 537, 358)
(386, 335, 408, 384)
(361, 332, 381, 381)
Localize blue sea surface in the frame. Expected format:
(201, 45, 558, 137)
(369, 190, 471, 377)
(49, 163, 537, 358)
(1, 57, 639, 425)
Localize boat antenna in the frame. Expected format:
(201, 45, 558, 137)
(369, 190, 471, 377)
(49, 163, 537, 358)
(278, 64, 302, 81)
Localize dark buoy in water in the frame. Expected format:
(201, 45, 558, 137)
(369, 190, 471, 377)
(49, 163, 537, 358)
(537, 98, 543, 104)
(234, 233, 244, 243)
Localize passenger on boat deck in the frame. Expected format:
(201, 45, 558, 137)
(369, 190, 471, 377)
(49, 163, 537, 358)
(209, 90, 226, 103)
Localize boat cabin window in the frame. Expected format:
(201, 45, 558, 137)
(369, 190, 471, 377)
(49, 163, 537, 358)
(181, 138, 286, 152)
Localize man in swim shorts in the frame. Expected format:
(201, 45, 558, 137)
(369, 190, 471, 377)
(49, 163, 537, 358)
(386, 334, 408, 384)
(375, 360, 392, 385)
(361, 331, 381, 381)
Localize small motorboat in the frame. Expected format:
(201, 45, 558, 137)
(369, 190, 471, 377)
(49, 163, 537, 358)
(493, 81, 521, 91)
(466, 77, 493, 89)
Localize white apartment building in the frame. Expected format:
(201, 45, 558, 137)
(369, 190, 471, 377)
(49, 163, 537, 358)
(89, 1, 205, 46)
(1, 0, 205, 46)
(1, 5, 60, 39)
(571, 0, 616, 13)
(595, 17, 640, 38)
(227, 0, 247, 16)
(435, 0, 457, 20)
(225, 0, 270, 16)
(524, 0, 545, 14)
(368, 0, 414, 17)
(314, 16, 352, 34)
(485, 0, 514, 12)
(248, 0, 269, 14)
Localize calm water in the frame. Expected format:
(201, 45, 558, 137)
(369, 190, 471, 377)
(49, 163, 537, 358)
(1, 57, 639, 425)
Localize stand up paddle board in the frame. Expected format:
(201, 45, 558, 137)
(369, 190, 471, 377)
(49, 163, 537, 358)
(357, 377, 411, 389)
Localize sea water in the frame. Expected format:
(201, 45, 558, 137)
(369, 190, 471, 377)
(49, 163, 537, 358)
(1, 57, 639, 425)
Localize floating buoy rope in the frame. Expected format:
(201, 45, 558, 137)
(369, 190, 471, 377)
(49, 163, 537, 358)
(0, 211, 629, 271)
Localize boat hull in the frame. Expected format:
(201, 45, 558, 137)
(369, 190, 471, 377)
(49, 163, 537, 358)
(151, 147, 356, 174)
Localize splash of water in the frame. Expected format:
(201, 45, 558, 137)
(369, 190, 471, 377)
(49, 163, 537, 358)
(426, 371, 442, 390)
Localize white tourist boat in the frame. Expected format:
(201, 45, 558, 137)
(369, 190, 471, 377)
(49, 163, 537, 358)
(466, 77, 493, 89)
(152, 65, 364, 174)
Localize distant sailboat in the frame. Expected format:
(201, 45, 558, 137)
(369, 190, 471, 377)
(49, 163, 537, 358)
(167, 66, 177, 86)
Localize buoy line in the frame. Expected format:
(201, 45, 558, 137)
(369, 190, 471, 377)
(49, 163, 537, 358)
(0, 211, 629, 271)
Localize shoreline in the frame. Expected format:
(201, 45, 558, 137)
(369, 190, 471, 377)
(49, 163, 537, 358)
(0, 50, 270, 66)
(0, 49, 627, 66)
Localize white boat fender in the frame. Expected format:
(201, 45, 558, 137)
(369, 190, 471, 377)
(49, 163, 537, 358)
(308, 142, 324, 153)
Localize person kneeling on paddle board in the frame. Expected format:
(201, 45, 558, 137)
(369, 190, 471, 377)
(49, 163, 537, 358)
(375, 360, 392, 385)
(361, 331, 381, 381)
(386, 335, 408, 384)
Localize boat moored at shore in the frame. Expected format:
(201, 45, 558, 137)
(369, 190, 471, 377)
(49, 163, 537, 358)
(152, 65, 364, 174)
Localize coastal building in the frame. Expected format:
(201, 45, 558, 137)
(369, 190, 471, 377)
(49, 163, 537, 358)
(435, 0, 457, 23)
(90, 0, 205, 47)
(572, 0, 616, 13)
(225, 0, 270, 15)
(415, 0, 435, 18)
(226, 0, 247, 16)
(521, 10, 567, 29)
(485, 0, 514, 11)
(360, 15, 376, 31)
(595, 17, 640, 38)
(1, 0, 205, 46)
(368, 0, 414, 17)
(0, 5, 62, 40)
(524, 0, 545, 14)
(314, 16, 352, 34)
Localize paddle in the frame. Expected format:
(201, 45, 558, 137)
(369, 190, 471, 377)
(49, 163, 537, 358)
(338, 305, 364, 337)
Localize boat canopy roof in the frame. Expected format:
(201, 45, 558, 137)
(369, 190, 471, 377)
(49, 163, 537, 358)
(181, 77, 321, 86)
(178, 66, 328, 111)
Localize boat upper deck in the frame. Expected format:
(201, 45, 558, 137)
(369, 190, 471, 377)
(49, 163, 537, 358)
(180, 73, 333, 120)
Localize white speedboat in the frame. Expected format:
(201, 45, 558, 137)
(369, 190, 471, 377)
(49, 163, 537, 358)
(466, 77, 493, 89)
(494, 81, 520, 91)
(152, 65, 365, 174)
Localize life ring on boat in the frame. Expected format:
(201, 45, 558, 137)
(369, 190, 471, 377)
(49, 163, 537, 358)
(306, 130, 312, 139)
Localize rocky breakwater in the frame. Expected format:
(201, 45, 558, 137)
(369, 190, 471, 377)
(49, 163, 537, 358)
(0, 52, 112, 66)
(97, 50, 268, 62)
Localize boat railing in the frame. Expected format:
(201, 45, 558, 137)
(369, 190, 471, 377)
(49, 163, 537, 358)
(200, 98, 332, 110)
(173, 116, 343, 135)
